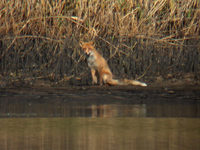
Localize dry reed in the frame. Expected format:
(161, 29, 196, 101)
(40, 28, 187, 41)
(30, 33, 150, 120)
(1, 0, 199, 42)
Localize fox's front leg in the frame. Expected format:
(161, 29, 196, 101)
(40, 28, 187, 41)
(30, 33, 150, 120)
(91, 69, 97, 85)
(99, 73, 103, 86)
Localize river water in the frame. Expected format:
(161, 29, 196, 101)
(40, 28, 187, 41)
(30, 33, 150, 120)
(0, 86, 199, 150)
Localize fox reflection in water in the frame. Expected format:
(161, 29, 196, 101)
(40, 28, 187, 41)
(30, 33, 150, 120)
(90, 104, 146, 118)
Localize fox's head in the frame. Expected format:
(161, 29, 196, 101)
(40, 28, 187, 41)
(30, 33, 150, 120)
(80, 41, 95, 55)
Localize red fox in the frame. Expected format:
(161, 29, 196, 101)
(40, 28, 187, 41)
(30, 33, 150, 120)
(80, 41, 147, 87)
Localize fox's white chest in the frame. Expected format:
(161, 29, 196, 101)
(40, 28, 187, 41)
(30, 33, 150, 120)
(87, 51, 98, 69)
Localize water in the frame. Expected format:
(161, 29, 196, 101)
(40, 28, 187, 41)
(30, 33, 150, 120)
(0, 118, 199, 150)
(0, 87, 199, 150)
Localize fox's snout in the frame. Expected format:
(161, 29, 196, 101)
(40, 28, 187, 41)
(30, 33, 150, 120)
(81, 47, 89, 55)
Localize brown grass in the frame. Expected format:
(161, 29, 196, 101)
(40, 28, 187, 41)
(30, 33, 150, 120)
(1, 0, 199, 42)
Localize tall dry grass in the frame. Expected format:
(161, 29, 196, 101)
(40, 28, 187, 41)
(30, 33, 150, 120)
(0, 0, 199, 85)
(1, 0, 199, 43)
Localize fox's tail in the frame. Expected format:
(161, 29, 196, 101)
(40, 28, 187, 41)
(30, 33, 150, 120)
(122, 79, 147, 87)
(103, 74, 147, 87)
(106, 78, 147, 87)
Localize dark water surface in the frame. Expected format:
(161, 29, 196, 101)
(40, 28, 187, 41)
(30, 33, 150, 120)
(0, 86, 199, 150)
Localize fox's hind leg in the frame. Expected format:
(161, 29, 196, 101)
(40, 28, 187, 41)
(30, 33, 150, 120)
(91, 69, 97, 84)
(102, 74, 119, 86)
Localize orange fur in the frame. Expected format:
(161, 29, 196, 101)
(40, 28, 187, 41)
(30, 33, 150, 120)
(80, 41, 147, 87)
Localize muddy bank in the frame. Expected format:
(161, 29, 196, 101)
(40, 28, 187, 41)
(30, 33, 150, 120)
(0, 71, 199, 89)
(1, 84, 200, 104)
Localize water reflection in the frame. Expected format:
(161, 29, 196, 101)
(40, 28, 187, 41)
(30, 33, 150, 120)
(0, 118, 199, 150)
(0, 103, 199, 118)
(1, 104, 146, 118)
(0, 87, 199, 118)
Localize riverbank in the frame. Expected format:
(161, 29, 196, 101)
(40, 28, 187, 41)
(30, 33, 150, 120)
(0, 1, 199, 88)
